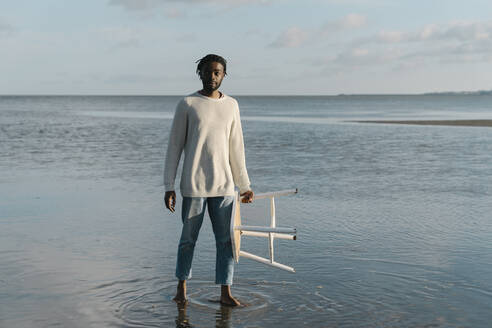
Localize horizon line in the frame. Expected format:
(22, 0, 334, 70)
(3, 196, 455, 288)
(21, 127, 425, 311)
(1, 91, 491, 97)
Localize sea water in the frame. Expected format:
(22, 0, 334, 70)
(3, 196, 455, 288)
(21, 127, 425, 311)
(1, 95, 492, 327)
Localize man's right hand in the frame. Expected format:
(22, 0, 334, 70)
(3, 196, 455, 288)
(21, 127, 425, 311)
(165, 191, 176, 213)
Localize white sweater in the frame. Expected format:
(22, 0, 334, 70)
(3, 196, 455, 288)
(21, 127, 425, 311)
(164, 92, 251, 197)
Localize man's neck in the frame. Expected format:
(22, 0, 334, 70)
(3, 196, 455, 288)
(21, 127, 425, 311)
(199, 89, 222, 99)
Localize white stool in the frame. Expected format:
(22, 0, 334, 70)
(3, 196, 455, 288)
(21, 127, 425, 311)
(230, 189, 298, 272)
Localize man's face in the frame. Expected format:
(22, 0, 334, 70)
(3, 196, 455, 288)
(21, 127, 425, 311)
(200, 61, 225, 93)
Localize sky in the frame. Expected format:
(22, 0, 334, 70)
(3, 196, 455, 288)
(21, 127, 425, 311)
(1, 0, 492, 95)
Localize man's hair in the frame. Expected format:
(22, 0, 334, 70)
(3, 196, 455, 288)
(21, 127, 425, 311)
(196, 54, 227, 77)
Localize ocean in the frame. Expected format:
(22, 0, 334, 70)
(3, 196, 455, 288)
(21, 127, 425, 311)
(1, 95, 492, 327)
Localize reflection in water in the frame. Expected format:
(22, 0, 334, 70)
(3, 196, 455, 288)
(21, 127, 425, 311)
(174, 300, 234, 328)
(175, 302, 193, 328)
(215, 305, 233, 328)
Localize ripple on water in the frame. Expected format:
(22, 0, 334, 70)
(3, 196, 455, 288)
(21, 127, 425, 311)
(88, 277, 341, 327)
(187, 283, 271, 312)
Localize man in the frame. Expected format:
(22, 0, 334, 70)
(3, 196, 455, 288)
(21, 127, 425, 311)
(164, 54, 254, 306)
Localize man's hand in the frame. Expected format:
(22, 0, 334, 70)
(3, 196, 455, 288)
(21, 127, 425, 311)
(165, 190, 176, 213)
(240, 190, 254, 203)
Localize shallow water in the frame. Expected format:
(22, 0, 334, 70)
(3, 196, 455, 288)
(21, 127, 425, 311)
(1, 95, 492, 327)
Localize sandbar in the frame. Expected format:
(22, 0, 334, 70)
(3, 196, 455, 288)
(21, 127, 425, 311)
(351, 120, 492, 127)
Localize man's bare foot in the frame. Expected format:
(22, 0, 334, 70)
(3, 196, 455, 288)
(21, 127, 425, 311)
(173, 280, 188, 304)
(220, 285, 240, 307)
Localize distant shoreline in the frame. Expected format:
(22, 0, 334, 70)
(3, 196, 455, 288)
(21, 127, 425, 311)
(351, 120, 492, 127)
(1, 90, 492, 97)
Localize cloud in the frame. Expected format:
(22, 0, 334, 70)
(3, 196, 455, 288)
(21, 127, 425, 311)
(108, 0, 162, 11)
(314, 0, 388, 3)
(358, 20, 492, 45)
(269, 27, 308, 48)
(311, 21, 492, 73)
(322, 13, 366, 34)
(0, 18, 15, 37)
(108, 0, 272, 11)
(399, 39, 492, 65)
(165, 8, 186, 18)
(317, 20, 492, 73)
(330, 47, 397, 68)
(439, 21, 492, 42)
(270, 13, 366, 48)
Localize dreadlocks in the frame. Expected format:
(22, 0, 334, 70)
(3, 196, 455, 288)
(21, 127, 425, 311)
(196, 54, 227, 77)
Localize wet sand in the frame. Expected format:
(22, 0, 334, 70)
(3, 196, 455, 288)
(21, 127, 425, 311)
(351, 120, 492, 127)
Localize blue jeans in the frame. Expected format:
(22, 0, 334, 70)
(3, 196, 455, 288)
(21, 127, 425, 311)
(175, 196, 235, 285)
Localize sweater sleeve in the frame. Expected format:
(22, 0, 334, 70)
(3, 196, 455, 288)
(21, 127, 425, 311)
(229, 104, 251, 193)
(164, 101, 187, 191)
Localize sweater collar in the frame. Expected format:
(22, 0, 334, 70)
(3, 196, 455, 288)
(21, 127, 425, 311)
(194, 91, 227, 102)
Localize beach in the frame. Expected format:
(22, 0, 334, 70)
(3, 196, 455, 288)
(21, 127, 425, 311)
(1, 95, 492, 327)
(353, 119, 492, 127)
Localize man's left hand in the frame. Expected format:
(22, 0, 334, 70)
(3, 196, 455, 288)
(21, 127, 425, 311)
(240, 190, 254, 203)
